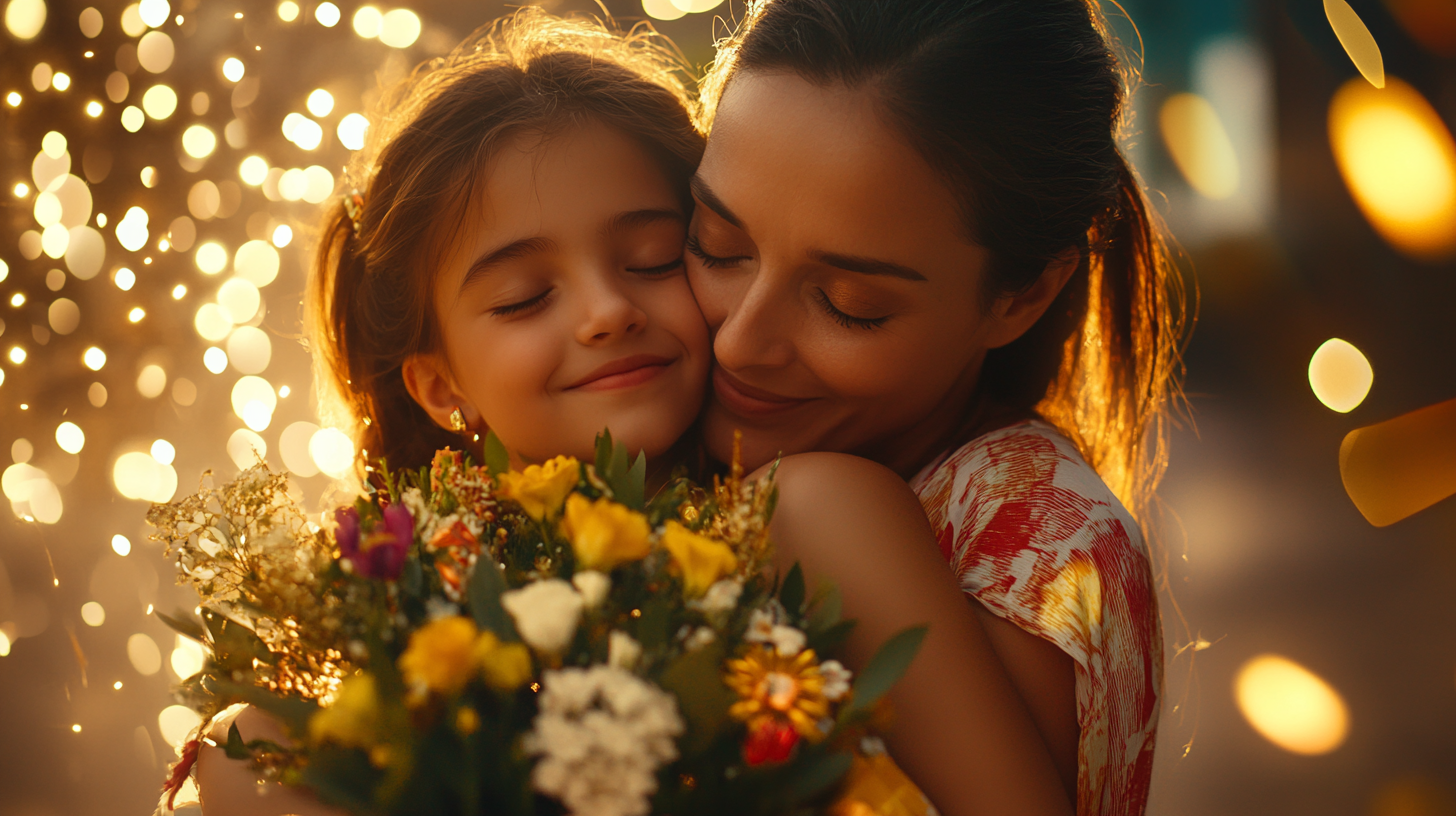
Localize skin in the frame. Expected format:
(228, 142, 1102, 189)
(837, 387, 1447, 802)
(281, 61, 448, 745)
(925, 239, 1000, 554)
(687, 71, 1083, 805)
(404, 123, 710, 468)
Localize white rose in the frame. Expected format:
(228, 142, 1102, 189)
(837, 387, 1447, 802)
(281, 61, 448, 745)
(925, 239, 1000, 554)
(572, 570, 611, 609)
(501, 579, 584, 655)
(608, 630, 642, 669)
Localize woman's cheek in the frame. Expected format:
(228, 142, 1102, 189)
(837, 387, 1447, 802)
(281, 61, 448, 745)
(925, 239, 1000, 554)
(685, 262, 734, 331)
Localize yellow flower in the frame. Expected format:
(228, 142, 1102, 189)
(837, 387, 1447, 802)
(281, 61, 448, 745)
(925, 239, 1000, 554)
(497, 456, 580, 520)
(725, 645, 830, 741)
(561, 493, 651, 571)
(399, 616, 479, 699)
(661, 521, 737, 597)
(309, 674, 381, 748)
(473, 629, 534, 691)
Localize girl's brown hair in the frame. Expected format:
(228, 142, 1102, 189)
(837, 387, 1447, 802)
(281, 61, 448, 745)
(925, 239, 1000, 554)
(700, 0, 1189, 520)
(307, 9, 705, 474)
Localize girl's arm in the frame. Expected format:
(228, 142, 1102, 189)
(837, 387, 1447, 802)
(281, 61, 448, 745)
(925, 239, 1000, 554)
(765, 452, 1075, 816)
(195, 706, 349, 816)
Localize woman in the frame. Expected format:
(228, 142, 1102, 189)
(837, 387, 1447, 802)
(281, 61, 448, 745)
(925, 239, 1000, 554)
(686, 1, 1185, 814)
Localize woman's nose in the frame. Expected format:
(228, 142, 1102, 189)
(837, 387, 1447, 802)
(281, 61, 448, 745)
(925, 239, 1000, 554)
(712, 273, 796, 372)
(575, 277, 647, 345)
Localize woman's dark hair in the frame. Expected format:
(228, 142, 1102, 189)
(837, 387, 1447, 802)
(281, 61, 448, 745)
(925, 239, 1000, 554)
(307, 9, 705, 474)
(702, 0, 1188, 517)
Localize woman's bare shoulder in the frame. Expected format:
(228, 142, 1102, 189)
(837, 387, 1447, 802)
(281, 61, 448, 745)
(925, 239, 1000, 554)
(758, 452, 931, 528)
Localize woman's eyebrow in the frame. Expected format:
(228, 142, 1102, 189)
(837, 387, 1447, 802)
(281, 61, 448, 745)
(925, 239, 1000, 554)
(811, 250, 928, 281)
(604, 207, 684, 235)
(461, 236, 556, 292)
(689, 175, 742, 228)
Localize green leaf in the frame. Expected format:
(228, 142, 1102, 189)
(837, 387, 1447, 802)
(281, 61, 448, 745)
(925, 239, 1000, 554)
(201, 608, 272, 672)
(619, 450, 646, 510)
(400, 557, 425, 599)
(467, 561, 518, 642)
(224, 723, 250, 760)
(806, 619, 856, 655)
(636, 596, 674, 650)
(788, 750, 853, 800)
(846, 625, 928, 716)
(595, 428, 615, 477)
(483, 430, 510, 477)
(806, 584, 842, 635)
(156, 609, 208, 644)
(210, 679, 320, 739)
(656, 642, 735, 753)
(779, 563, 806, 621)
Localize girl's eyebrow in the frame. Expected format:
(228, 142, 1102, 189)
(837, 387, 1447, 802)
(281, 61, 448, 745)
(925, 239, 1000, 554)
(461, 236, 556, 292)
(604, 207, 684, 235)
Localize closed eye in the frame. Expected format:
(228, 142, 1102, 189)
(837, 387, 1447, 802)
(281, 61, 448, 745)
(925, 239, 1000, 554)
(686, 234, 749, 268)
(492, 288, 553, 317)
(627, 257, 685, 276)
(815, 289, 889, 330)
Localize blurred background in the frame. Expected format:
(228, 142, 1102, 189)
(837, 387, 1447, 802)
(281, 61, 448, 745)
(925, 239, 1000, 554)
(0, 0, 1452, 813)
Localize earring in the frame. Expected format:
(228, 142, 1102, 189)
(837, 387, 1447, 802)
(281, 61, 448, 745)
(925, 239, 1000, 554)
(448, 407, 468, 433)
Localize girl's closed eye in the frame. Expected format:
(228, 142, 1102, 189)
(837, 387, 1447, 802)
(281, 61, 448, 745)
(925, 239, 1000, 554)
(491, 287, 554, 317)
(686, 234, 750, 268)
(626, 256, 685, 276)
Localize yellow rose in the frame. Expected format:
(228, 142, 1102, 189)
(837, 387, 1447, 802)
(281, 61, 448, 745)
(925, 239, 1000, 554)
(661, 521, 738, 597)
(398, 616, 479, 699)
(473, 630, 534, 691)
(561, 493, 651, 571)
(498, 456, 580, 520)
(309, 674, 381, 747)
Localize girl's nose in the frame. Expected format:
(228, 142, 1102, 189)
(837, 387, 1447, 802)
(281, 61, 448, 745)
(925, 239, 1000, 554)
(575, 276, 647, 345)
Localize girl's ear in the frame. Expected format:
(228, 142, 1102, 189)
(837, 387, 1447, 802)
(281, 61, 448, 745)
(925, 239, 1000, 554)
(983, 248, 1080, 350)
(402, 353, 479, 432)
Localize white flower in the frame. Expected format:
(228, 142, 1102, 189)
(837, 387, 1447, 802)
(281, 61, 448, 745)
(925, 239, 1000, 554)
(684, 626, 716, 652)
(819, 659, 852, 701)
(769, 625, 806, 656)
(745, 607, 806, 656)
(689, 578, 742, 616)
(424, 597, 460, 620)
(608, 630, 642, 669)
(572, 570, 611, 609)
(524, 665, 683, 816)
(501, 579, 584, 655)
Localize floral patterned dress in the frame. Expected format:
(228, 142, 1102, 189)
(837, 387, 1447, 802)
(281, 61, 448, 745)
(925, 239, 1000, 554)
(910, 420, 1161, 816)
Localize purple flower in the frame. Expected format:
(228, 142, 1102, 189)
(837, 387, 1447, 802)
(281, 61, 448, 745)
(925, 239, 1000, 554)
(334, 503, 412, 581)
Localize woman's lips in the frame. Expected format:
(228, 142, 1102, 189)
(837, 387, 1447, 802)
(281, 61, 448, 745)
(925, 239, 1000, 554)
(566, 354, 675, 391)
(711, 365, 814, 416)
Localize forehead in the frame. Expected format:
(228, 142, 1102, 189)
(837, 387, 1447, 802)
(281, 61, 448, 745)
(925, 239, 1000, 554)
(701, 70, 969, 245)
(474, 122, 678, 233)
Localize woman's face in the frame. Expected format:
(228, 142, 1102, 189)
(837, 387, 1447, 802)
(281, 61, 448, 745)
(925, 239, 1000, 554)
(687, 71, 1005, 473)
(408, 123, 710, 466)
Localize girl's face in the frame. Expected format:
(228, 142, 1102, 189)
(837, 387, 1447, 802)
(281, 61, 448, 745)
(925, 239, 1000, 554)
(687, 71, 1035, 474)
(405, 123, 710, 465)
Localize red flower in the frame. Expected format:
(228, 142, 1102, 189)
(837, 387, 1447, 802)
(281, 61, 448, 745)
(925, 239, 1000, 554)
(160, 738, 201, 810)
(743, 718, 800, 766)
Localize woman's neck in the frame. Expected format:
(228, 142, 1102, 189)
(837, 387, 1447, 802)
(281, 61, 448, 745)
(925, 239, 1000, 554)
(857, 371, 1032, 482)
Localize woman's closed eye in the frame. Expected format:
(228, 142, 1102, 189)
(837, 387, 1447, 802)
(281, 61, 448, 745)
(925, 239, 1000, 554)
(815, 288, 890, 330)
(491, 288, 553, 317)
(686, 234, 751, 268)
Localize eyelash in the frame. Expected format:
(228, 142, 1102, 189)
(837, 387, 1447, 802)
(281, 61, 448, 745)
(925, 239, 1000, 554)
(627, 258, 684, 276)
(815, 289, 889, 330)
(686, 234, 735, 268)
(492, 288, 552, 317)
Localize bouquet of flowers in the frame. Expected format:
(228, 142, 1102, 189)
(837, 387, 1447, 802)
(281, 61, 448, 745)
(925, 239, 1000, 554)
(146, 432, 926, 816)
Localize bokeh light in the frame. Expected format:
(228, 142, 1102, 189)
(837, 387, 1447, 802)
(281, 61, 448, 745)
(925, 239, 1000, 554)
(379, 9, 421, 48)
(309, 427, 354, 478)
(353, 5, 382, 38)
(82, 346, 106, 370)
(169, 635, 204, 679)
(1324, 0, 1384, 88)
(126, 633, 161, 676)
(280, 421, 321, 477)
(642, 0, 687, 21)
(1329, 77, 1456, 260)
(140, 84, 176, 120)
(226, 428, 267, 470)
(306, 88, 334, 117)
(277, 2, 299, 23)
(157, 705, 201, 748)
(315, 1, 340, 27)
(1234, 654, 1349, 755)
(111, 534, 131, 556)
(221, 57, 244, 82)
(4, 0, 47, 40)
(80, 601, 105, 627)
(202, 346, 228, 374)
(1161, 93, 1240, 200)
(54, 421, 84, 454)
(337, 113, 369, 151)
(181, 125, 216, 159)
(1308, 338, 1373, 413)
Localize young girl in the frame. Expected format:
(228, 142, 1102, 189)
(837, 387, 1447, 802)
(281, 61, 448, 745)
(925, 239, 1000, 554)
(196, 10, 1069, 816)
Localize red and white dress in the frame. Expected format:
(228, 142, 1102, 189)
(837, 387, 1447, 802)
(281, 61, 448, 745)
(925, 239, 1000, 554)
(910, 420, 1161, 816)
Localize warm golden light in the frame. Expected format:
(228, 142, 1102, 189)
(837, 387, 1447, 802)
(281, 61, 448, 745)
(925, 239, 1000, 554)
(352, 5, 381, 38)
(82, 346, 106, 370)
(1341, 397, 1456, 527)
(276, 1, 298, 22)
(221, 56, 244, 82)
(8, 346, 26, 365)
(54, 421, 84, 454)
(379, 8, 420, 48)
(157, 704, 201, 747)
(85, 100, 102, 117)
(1235, 654, 1349, 755)
(1308, 338, 1373, 413)
(80, 601, 105, 627)
(306, 88, 334, 117)
(239, 155, 268, 186)
(181, 124, 216, 159)
(309, 427, 354, 478)
(111, 534, 131, 556)
(1329, 77, 1456, 260)
(6, 91, 19, 106)
(194, 241, 227, 274)
(1160, 92, 1240, 200)
(4, 0, 46, 40)
(642, 0, 687, 21)
(128, 307, 145, 323)
(127, 633, 161, 675)
(140, 84, 176, 119)
(120, 105, 143, 132)
(337, 112, 369, 150)
(314, 1, 339, 27)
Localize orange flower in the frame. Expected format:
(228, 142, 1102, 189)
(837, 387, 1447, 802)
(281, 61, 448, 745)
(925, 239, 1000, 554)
(725, 645, 830, 742)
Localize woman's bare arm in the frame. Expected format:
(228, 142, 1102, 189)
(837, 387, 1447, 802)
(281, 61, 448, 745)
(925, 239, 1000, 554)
(765, 452, 1074, 816)
(195, 706, 349, 816)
